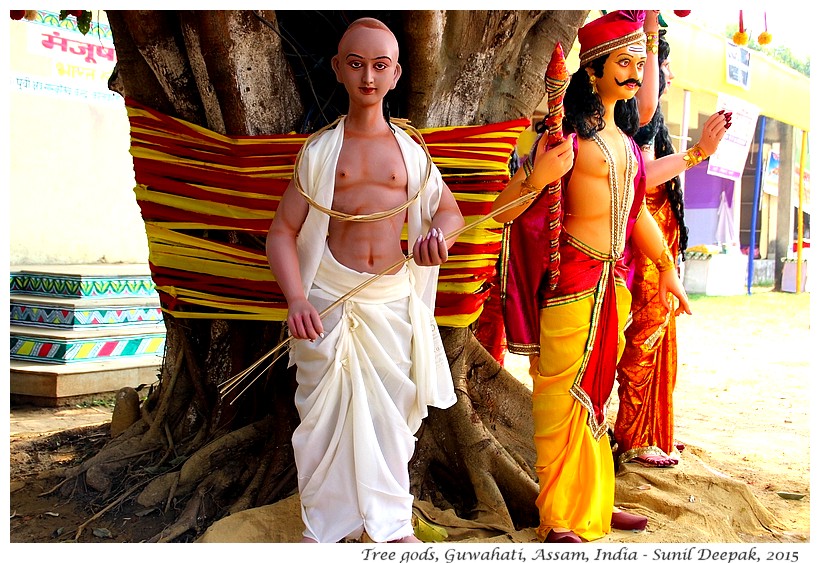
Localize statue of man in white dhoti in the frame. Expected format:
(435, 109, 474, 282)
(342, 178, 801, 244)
(265, 17, 464, 544)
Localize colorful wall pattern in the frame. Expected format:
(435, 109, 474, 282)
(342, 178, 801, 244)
(11, 332, 166, 363)
(9, 271, 158, 298)
(10, 302, 164, 329)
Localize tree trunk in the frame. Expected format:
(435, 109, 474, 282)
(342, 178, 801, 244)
(68, 10, 587, 542)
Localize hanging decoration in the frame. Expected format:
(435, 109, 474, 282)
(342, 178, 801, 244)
(758, 12, 772, 45)
(733, 10, 749, 46)
(10, 9, 92, 34)
(9, 10, 38, 20)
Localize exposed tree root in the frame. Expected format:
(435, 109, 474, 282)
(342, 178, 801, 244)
(411, 327, 539, 532)
(136, 416, 275, 507)
(73, 479, 150, 541)
(149, 462, 246, 543)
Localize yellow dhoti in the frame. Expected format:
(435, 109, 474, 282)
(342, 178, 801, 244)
(532, 283, 632, 541)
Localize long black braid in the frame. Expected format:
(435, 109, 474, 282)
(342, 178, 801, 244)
(633, 33, 689, 258)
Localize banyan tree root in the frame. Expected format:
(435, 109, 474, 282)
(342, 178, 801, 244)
(148, 461, 246, 543)
(136, 416, 275, 507)
(410, 327, 540, 533)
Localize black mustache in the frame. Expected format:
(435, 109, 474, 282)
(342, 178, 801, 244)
(615, 78, 642, 87)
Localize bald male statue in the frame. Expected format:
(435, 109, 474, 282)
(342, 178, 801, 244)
(266, 17, 464, 544)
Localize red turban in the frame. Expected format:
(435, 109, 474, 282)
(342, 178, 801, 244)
(578, 10, 646, 67)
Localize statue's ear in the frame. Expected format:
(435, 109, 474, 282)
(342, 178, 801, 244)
(331, 55, 342, 82)
(391, 62, 402, 90)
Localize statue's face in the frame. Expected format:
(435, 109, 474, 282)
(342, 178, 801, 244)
(332, 25, 401, 110)
(596, 42, 646, 102)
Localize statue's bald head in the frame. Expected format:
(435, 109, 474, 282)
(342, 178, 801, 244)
(337, 17, 399, 59)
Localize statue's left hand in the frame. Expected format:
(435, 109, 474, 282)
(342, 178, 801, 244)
(413, 228, 449, 266)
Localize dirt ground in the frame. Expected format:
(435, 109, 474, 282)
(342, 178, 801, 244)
(8, 288, 812, 546)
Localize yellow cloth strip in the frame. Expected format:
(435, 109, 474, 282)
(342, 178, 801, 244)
(146, 223, 269, 263)
(131, 126, 304, 149)
(149, 241, 268, 271)
(162, 308, 287, 321)
(449, 231, 502, 245)
(438, 272, 487, 281)
(154, 285, 485, 326)
(135, 185, 276, 221)
(129, 107, 306, 146)
(145, 222, 260, 231)
(453, 193, 504, 202)
(167, 182, 283, 201)
(433, 171, 510, 179)
(433, 158, 511, 171)
(149, 250, 274, 282)
(419, 125, 526, 138)
(156, 285, 277, 305)
(436, 308, 484, 327)
(429, 141, 524, 150)
(131, 145, 296, 176)
(437, 281, 485, 293)
(440, 259, 497, 270)
(167, 295, 279, 314)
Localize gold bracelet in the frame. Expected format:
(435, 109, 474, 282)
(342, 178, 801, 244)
(519, 179, 542, 197)
(653, 247, 676, 272)
(682, 144, 707, 169)
(645, 32, 659, 55)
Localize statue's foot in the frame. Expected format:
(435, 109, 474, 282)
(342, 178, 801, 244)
(611, 509, 648, 531)
(630, 453, 678, 467)
(545, 528, 582, 543)
(390, 535, 422, 543)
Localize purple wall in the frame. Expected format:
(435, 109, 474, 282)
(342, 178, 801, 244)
(683, 165, 737, 248)
(684, 165, 735, 209)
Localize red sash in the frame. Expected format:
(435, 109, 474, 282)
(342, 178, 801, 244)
(502, 134, 646, 355)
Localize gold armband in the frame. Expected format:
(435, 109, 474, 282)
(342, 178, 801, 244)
(645, 32, 659, 55)
(519, 159, 542, 197)
(682, 144, 707, 170)
(653, 247, 676, 272)
(519, 179, 542, 197)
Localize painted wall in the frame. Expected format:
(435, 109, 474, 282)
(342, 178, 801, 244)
(682, 164, 737, 248)
(8, 11, 148, 266)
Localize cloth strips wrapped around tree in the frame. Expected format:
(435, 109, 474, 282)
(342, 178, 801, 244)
(126, 97, 528, 328)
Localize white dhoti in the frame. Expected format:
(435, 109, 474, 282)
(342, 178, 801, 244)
(291, 244, 455, 543)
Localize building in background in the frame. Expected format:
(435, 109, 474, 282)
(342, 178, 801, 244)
(9, 10, 148, 265)
(660, 12, 810, 293)
(8, 12, 161, 406)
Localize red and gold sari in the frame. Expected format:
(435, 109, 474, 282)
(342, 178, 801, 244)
(615, 182, 680, 463)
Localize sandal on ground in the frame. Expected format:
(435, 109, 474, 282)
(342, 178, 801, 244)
(611, 510, 648, 531)
(545, 529, 583, 543)
(629, 453, 678, 468)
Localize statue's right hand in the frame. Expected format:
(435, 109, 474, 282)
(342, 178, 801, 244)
(287, 298, 324, 341)
(533, 135, 575, 186)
